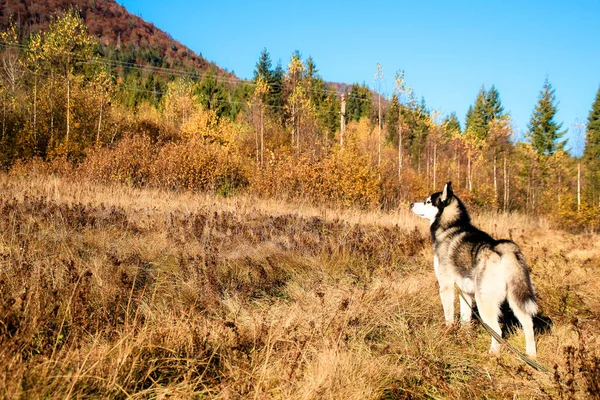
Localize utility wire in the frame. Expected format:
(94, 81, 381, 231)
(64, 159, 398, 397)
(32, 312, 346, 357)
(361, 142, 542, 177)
(0, 40, 379, 103)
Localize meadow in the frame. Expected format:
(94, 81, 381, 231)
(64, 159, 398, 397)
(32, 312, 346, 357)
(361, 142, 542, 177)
(0, 170, 599, 399)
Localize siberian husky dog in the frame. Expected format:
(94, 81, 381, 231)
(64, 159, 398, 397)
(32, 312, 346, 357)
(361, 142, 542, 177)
(410, 182, 537, 357)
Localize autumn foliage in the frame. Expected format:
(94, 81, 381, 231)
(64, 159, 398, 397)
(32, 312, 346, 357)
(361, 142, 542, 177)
(0, 6, 598, 232)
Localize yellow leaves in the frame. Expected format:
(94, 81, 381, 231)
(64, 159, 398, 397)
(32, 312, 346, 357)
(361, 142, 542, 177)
(286, 53, 305, 85)
(180, 108, 229, 144)
(0, 19, 19, 45)
(162, 78, 197, 126)
(252, 147, 382, 208)
(253, 77, 270, 102)
(38, 8, 95, 69)
(374, 63, 384, 82)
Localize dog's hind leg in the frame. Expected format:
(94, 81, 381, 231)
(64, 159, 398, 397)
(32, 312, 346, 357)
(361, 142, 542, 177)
(475, 292, 503, 354)
(511, 307, 536, 357)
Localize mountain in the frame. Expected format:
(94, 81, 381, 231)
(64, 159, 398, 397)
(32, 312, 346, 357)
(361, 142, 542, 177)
(0, 0, 236, 79)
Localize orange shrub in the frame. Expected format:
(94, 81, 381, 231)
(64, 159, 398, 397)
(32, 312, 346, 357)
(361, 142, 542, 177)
(252, 147, 381, 208)
(78, 135, 156, 187)
(152, 137, 250, 195)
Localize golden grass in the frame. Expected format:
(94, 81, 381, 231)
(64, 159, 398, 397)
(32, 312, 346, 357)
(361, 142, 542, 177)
(0, 172, 599, 399)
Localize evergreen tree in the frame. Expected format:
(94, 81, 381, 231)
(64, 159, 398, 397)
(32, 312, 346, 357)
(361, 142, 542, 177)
(584, 86, 600, 206)
(253, 48, 272, 82)
(584, 86, 600, 162)
(197, 68, 230, 118)
(346, 83, 372, 122)
(305, 56, 317, 80)
(526, 78, 566, 156)
(465, 85, 505, 143)
(485, 85, 505, 122)
(321, 88, 340, 141)
(304, 56, 326, 107)
(465, 86, 488, 142)
(270, 60, 284, 110)
(385, 93, 400, 144)
(443, 112, 461, 136)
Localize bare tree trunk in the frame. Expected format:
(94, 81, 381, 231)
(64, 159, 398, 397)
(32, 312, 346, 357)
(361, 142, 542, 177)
(398, 123, 402, 181)
(558, 174, 562, 204)
(66, 72, 70, 150)
(340, 94, 346, 149)
(377, 93, 381, 167)
(33, 73, 37, 150)
(255, 105, 259, 165)
(493, 154, 498, 206)
(433, 142, 437, 190)
(507, 166, 510, 212)
(467, 152, 472, 191)
(296, 113, 300, 150)
(503, 152, 508, 213)
(425, 145, 431, 187)
(2, 97, 5, 140)
(96, 95, 104, 145)
(260, 106, 264, 167)
(291, 102, 295, 148)
(577, 161, 581, 212)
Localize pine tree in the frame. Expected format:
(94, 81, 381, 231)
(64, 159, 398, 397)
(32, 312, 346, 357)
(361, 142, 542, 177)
(485, 85, 505, 123)
(346, 83, 372, 122)
(443, 112, 461, 136)
(584, 86, 600, 206)
(197, 68, 230, 118)
(526, 78, 566, 156)
(385, 93, 400, 144)
(584, 86, 600, 162)
(465, 86, 488, 142)
(305, 56, 317, 80)
(253, 48, 272, 82)
(346, 84, 362, 122)
(465, 85, 505, 143)
(270, 60, 284, 112)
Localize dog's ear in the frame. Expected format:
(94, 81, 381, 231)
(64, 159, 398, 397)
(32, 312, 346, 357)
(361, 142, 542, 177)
(441, 181, 453, 202)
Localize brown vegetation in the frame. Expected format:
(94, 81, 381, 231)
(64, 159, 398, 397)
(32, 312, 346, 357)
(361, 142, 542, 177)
(0, 0, 232, 75)
(0, 171, 599, 398)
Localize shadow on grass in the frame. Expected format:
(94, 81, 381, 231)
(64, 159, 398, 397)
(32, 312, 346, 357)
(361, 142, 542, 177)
(499, 300, 554, 337)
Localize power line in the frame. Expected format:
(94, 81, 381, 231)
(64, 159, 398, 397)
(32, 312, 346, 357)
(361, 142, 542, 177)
(0, 40, 377, 103)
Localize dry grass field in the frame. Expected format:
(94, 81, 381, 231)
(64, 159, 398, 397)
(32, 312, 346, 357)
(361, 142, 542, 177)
(0, 171, 599, 399)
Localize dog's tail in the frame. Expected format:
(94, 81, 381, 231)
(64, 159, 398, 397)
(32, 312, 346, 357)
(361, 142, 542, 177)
(495, 241, 538, 316)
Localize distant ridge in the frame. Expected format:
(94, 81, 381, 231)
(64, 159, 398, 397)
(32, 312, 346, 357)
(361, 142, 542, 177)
(0, 0, 237, 79)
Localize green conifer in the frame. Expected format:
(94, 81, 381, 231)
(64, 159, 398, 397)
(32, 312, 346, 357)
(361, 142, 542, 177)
(465, 86, 487, 142)
(526, 78, 566, 155)
(385, 93, 400, 144)
(584, 86, 600, 161)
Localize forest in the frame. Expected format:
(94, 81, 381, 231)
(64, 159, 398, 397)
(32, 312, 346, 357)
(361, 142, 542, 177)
(0, 8, 599, 231)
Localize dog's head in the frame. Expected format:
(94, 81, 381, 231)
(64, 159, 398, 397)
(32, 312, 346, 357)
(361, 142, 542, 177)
(410, 182, 454, 224)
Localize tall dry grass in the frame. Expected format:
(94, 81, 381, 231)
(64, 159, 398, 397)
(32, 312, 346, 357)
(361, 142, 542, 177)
(0, 171, 599, 399)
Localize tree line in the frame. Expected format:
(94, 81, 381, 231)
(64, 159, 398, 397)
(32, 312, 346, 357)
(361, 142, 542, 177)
(0, 9, 599, 229)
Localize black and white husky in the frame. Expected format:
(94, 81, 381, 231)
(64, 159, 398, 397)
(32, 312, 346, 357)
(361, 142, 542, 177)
(410, 182, 537, 357)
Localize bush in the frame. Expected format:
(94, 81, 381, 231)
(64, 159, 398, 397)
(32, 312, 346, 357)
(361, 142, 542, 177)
(152, 137, 249, 195)
(251, 147, 381, 208)
(78, 135, 156, 187)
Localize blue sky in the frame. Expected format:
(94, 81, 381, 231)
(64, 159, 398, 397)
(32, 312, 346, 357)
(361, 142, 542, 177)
(120, 0, 599, 152)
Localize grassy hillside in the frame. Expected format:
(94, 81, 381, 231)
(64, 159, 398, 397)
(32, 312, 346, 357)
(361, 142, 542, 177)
(0, 171, 599, 398)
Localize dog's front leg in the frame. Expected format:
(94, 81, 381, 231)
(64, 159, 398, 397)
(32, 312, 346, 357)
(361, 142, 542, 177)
(459, 292, 473, 323)
(435, 256, 455, 325)
(439, 283, 455, 325)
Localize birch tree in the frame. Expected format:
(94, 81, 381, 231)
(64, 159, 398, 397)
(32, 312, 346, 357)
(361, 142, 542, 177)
(35, 9, 94, 156)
